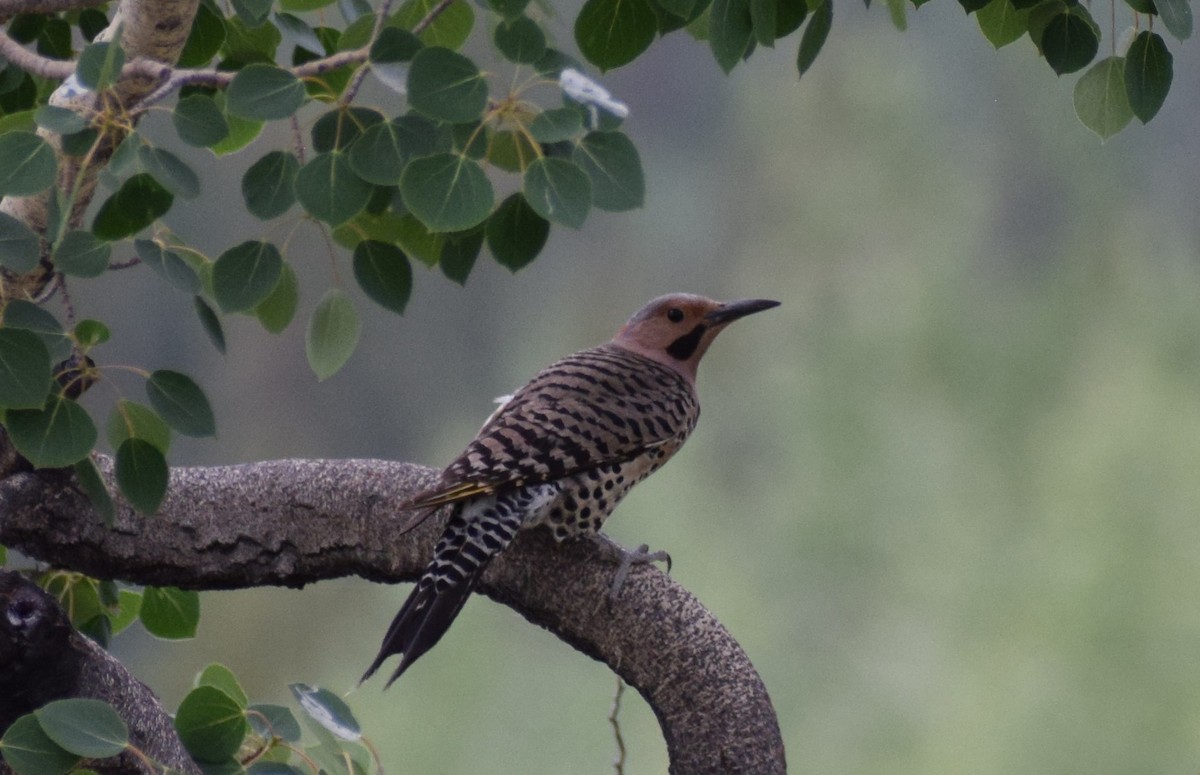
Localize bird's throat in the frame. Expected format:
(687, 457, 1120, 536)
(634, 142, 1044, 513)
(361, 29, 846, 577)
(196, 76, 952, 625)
(666, 324, 707, 361)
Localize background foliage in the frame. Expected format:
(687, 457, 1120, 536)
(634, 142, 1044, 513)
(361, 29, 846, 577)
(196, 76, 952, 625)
(2, 0, 1200, 772)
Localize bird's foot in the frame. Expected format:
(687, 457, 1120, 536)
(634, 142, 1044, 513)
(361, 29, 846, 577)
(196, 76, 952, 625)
(592, 534, 672, 603)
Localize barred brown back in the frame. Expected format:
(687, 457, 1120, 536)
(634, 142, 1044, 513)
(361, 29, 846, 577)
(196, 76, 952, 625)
(435, 342, 700, 500)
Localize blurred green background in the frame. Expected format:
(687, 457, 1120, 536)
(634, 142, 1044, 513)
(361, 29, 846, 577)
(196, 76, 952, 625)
(70, 1, 1200, 772)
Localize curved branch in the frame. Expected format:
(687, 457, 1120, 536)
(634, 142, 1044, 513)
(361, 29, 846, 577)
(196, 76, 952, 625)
(0, 571, 201, 775)
(0, 459, 786, 774)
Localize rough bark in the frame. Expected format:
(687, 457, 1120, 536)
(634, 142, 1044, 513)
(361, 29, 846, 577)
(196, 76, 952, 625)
(0, 458, 787, 774)
(0, 0, 200, 304)
(0, 572, 201, 775)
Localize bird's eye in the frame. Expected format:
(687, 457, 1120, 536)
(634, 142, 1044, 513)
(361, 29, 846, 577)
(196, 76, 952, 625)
(666, 308, 684, 323)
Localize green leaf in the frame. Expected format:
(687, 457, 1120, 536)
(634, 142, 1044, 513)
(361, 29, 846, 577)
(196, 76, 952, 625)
(306, 288, 361, 381)
(242, 151, 299, 220)
(75, 41, 125, 91)
(74, 456, 115, 526)
(213, 240, 284, 313)
(6, 395, 98, 468)
(3, 301, 69, 361)
(1074, 56, 1133, 140)
(370, 25, 422, 65)
(0, 714, 80, 775)
(72, 319, 110, 348)
(451, 122, 487, 160)
(111, 134, 146, 175)
(710, 0, 754, 71)
(174, 686, 247, 763)
(751, 0, 780, 43)
(107, 399, 171, 454)
(1155, 0, 1192, 39)
(227, 65, 305, 121)
(575, 0, 658, 70)
(348, 122, 407, 185)
(194, 296, 226, 353)
(141, 586, 201, 639)
(310, 107, 383, 153)
(395, 114, 453, 157)
(60, 128, 100, 158)
(233, 0, 273, 25)
(0, 132, 57, 196)
(1040, 9, 1098, 75)
(486, 130, 536, 172)
(523, 157, 591, 229)
(976, 0, 1029, 47)
(494, 17, 546, 64)
(53, 230, 111, 278)
(275, 12, 325, 55)
(440, 229, 483, 284)
(289, 684, 361, 741)
(1124, 30, 1173, 122)
(486, 193, 548, 271)
(221, 14, 281, 62)
(92, 174, 173, 240)
(352, 240, 412, 314)
(489, 0, 532, 18)
(35, 700, 128, 759)
(146, 370, 216, 437)
(0, 328, 51, 409)
(529, 108, 584, 143)
(173, 94, 230, 148)
(108, 588, 143, 634)
(211, 110, 264, 156)
(294, 152, 372, 225)
(797, 0, 831, 75)
(394, 0, 476, 47)
(0, 212, 40, 272)
(134, 239, 200, 293)
(406, 46, 488, 123)
(136, 146, 200, 199)
(41, 575, 105, 631)
(393, 213, 444, 264)
(572, 131, 644, 211)
(247, 705, 302, 743)
(178, 3, 227, 67)
(400, 153, 494, 231)
(254, 263, 298, 334)
(35, 105, 88, 135)
(199, 664, 249, 709)
(77, 8, 108, 41)
(37, 18, 71, 59)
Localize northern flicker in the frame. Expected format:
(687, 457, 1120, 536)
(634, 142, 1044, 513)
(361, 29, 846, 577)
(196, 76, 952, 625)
(361, 293, 780, 687)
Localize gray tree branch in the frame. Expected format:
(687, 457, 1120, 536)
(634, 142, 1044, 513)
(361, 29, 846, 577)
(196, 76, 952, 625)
(0, 458, 786, 774)
(0, 572, 201, 775)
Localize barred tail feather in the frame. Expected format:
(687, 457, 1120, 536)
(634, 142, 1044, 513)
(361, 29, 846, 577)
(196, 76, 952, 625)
(361, 497, 524, 687)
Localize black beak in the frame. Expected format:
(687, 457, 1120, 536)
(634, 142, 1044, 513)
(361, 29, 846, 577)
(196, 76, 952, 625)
(705, 298, 781, 326)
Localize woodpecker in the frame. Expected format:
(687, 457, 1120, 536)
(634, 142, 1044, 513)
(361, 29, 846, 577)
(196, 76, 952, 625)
(362, 293, 780, 687)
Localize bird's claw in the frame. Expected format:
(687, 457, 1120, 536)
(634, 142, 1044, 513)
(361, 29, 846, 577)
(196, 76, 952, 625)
(593, 535, 672, 603)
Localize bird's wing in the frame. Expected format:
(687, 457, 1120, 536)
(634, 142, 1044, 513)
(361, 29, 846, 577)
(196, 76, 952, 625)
(402, 347, 692, 510)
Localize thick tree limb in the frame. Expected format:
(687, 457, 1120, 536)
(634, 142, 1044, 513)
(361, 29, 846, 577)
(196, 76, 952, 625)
(0, 458, 786, 774)
(0, 572, 201, 775)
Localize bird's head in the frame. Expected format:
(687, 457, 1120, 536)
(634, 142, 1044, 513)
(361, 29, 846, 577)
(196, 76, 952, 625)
(612, 293, 780, 382)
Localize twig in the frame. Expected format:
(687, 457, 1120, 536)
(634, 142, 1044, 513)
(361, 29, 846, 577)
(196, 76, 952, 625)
(343, 0, 400, 103)
(412, 0, 456, 35)
(609, 677, 627, 775)
(0, 26, 75, 80)
(53, 273, 75, 327)
(132, 47, 368, 115)
(290, 115, 306, 165)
